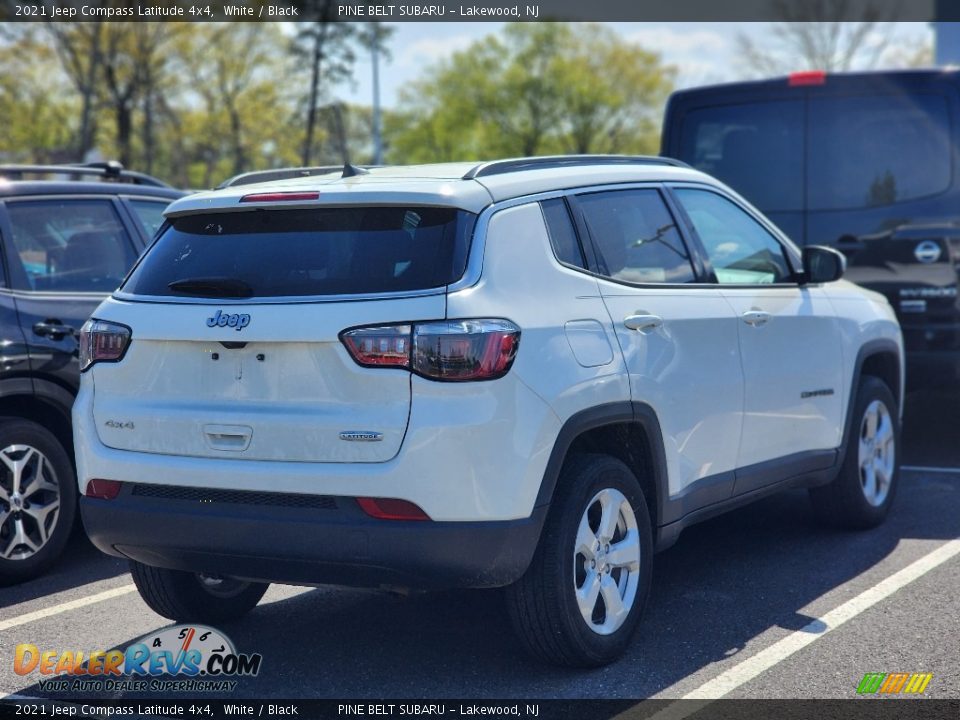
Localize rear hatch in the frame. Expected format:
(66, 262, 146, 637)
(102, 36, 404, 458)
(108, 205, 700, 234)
(91, 203, 476, 463)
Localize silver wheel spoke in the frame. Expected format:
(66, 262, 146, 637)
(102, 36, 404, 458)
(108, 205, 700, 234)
(600, 575, 627, 625)
(862, 463, 877, 500)
(575, 514, 597, 560)
(596, 491, 620, 542)
(24, 500, 59, 544)
(606, 530, 640, 570)
(1, 518, 39, 559)
(0, 445, 35, 495)
(864, 405, 878, 439)
(0, 482, 8, 503)
(576, 570, 601, 622)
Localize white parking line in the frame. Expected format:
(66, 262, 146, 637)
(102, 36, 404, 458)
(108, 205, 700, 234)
(643, 538, 960, 712)
(901, 465, 960, 474)
(681, 539, 960, 699)
(0, 584, 136, 633)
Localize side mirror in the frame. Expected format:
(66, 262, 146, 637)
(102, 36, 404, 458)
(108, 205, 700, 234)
(801, 245, 846, 284)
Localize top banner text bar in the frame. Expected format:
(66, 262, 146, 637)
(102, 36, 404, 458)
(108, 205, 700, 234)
(0, 0, 955, 22)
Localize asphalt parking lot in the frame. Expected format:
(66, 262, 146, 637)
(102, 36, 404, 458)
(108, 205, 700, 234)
(1, 392, 958, 704)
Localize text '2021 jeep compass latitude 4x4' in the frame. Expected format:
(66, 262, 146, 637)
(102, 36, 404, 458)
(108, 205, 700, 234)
(75, 157, 903, 667)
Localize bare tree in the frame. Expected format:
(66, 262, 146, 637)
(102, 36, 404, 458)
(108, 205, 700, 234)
(737, 0, 902, 75)
(46, 23, 103, 160)
(292, 2, 357, 165)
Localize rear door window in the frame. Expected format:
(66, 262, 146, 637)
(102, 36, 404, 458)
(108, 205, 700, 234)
(678, 100, 804, 212)
(807, 93, 952, 210)
(123, 206, 476, 298)
(5, 199, 137, 293)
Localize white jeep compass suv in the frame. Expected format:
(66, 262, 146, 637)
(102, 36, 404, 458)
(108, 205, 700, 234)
(74, 156, 903, 667)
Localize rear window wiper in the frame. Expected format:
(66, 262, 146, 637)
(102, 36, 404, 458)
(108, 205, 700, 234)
(167, 277, 254, 298)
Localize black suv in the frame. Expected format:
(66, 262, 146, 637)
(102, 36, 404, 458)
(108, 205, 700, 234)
(661, 69, 960, 388)
(0, 162, 184, 583)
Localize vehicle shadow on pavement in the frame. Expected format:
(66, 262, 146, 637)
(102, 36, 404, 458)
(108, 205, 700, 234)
(10, 469, 958, 700)
(1, 532, 129, 611)
(902, 390, 960, 467)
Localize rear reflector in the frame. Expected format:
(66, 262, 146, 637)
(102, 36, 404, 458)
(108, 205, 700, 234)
(357, 497, 430, 521)
(240, 191, 320, 203)
(85, 479, 123, 500)
(788, 70, 826, 86)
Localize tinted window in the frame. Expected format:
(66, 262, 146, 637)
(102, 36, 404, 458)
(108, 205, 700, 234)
(678, 100, 803, 212)
(541, 198, 585, 268)
(5, 199, 136, 292)
(577, 189, 695, 284)
(124, 207, 476, 298)
(808, 93, 951, 210)
(129, 199, 170, 238)
(675, 189, 792, 285)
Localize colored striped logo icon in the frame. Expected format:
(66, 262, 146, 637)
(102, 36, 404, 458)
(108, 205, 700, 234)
(857, 672, 933, 694)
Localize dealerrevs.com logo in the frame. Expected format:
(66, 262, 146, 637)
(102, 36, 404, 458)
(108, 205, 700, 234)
(14, 625, 262, 693)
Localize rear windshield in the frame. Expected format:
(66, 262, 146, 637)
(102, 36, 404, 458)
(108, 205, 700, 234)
(674, 91, 952, 213)
(678, 100, 804, 212)
(122, 206, 476, 297)
(807, 93, 951, 210)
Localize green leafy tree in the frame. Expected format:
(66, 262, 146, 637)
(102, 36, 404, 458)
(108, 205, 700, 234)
(388, 23, 675, 163)
(0, 27, 75, 162)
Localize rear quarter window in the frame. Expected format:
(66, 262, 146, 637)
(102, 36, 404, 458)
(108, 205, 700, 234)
(122, 206, 476, 298)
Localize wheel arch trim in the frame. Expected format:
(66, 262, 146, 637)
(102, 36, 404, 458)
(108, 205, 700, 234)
(534, 401, 670, 530)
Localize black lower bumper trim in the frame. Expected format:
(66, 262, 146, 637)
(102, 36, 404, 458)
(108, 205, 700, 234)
(80, 485, 547, 590)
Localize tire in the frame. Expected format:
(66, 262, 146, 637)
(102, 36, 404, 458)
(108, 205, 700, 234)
(0, 418, 77, 586)
(130, 561, 268, 623)
(506, 453, 653, 667)
(810, 376, 900, 530)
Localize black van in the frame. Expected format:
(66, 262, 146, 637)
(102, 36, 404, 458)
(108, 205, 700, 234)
(661, 69, 960, 387)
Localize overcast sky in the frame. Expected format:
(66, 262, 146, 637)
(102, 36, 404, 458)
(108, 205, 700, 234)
(332, 22, 933, 108)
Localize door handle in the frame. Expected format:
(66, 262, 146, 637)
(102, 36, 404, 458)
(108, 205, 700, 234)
(623, 314, 663, 332)
(33, 319, 77, 341)
(742, 310, 771, 327)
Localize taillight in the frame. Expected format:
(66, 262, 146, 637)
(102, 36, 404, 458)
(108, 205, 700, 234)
(85, 479, 123, 500)
(340, 319, 520, 381)
(78, 319, 131, 372)
(413, 320, 520, 381)
(340, 324, 411, 367)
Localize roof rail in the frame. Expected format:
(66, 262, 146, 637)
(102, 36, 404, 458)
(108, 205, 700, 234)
(218, 165, 366, 189)
(462, 155, 690, 180)
(0, 161, 170, 187)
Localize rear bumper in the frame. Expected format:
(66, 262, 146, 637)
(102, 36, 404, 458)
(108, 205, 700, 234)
(80, 486, 548, 590)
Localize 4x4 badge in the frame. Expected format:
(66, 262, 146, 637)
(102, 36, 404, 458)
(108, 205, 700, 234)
(206, 309, 251, 331)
